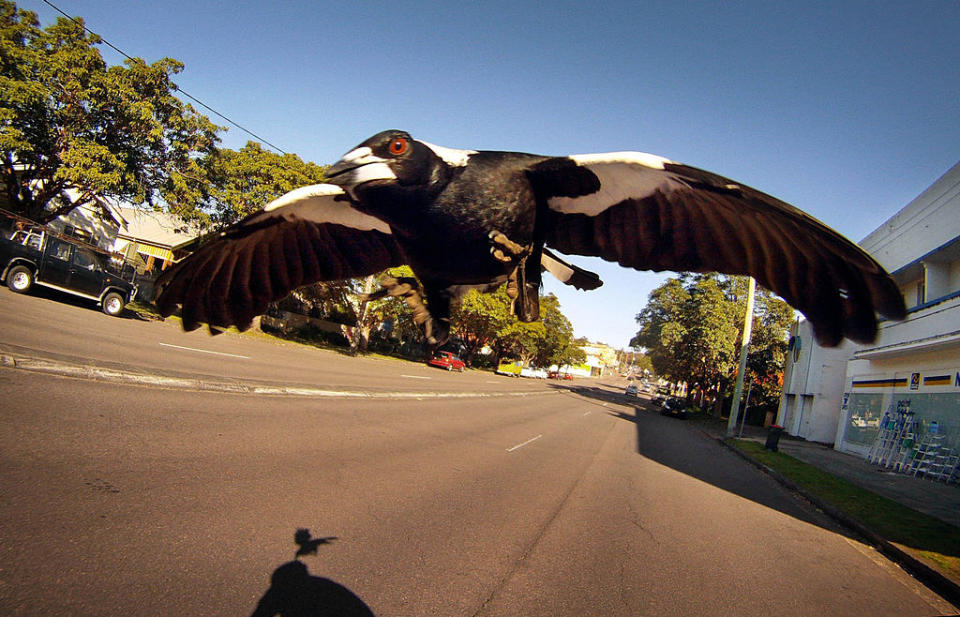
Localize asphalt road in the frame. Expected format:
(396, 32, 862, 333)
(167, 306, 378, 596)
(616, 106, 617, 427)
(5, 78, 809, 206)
(0, 288, 546, 394)
(1, 288, 955, 616)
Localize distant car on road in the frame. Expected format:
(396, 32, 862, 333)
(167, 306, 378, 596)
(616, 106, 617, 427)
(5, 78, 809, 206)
(428, 351, 466, 372)
(548, 371, 573, 380)
(1, 226, 136, 316)
(625, 383, 639, 396)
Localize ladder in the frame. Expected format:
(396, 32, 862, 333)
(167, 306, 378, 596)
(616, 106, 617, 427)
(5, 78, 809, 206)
(866, 407, 916, 468)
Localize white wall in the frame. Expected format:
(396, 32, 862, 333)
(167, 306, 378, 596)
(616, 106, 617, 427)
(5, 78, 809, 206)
(777, 161, 960, 453)
(778, 319, 857, 443)
(46, 201, 120, 249)
(859, 162, 960, 273)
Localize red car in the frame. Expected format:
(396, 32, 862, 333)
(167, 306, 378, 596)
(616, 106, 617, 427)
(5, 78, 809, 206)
(428, 351, 466, 372)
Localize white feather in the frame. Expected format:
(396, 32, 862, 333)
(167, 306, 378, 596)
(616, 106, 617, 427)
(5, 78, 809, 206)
(540, 251, 575, 283)
(548, 152, 684, 216)
(419, 140, 476, 167)
(258, 184, 391, 233)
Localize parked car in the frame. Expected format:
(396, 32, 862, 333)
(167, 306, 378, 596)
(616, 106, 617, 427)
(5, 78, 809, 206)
(660, 397, 689, 419)
(548, 371, 574, 380)
(428, 351, 466, 372)
(520, 367, 547, 379)
(1, 226, 136, 316)
(495, 360, 523, 377)
(625, 383, 639, 396)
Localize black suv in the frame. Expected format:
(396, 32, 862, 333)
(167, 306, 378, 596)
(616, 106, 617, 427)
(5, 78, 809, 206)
(1, 226, 137, 316)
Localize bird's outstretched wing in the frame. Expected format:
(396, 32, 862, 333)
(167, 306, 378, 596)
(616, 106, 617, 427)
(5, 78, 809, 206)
(528, 154, 906, 346)
(155, 184, 405, 332)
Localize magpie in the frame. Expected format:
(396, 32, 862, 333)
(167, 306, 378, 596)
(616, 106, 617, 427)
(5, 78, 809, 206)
(155, 129, 906, 347)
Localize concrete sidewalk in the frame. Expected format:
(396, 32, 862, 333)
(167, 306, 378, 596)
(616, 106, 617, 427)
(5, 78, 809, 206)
(711, 421, 960, 529)
(777, 438, 960, 528)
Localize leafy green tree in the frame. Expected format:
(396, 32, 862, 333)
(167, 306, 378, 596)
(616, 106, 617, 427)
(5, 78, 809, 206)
(452, 288, 581, 367)
(498, 317, 548, 366)
(199, 142, 328, 227)
(1, 2, 221, 222)
(452, 285, 516, 364)
(632, 274, 792, 413)
(532, 294, 582, 368)
(619, 350, 654, 375)
(743, 286, 795, 414)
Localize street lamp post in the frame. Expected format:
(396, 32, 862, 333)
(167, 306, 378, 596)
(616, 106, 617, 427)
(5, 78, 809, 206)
(727, 277, 756, 437)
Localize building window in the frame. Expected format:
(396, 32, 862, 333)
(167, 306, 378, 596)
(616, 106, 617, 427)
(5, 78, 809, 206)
(916, 279, 925, 306)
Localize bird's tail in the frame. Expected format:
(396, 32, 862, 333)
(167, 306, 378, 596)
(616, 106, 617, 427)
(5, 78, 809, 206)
(541, 248, 603, 290)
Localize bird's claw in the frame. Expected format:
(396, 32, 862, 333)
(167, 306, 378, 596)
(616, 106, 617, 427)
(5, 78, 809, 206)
(488, 230, 530, 263)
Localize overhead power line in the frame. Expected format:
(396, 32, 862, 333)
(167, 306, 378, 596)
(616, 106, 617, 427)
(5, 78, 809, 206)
(40, 0, 288, 155)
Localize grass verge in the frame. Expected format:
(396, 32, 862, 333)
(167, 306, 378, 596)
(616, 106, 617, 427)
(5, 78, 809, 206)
(135, 305, 434, 365)
(728, 439, 960, 584)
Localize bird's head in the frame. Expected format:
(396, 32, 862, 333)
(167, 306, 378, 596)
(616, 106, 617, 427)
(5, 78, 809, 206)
(326, 130, 474, 204)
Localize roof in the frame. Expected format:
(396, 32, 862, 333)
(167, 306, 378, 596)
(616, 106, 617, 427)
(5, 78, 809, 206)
(116, 207, 202, 249)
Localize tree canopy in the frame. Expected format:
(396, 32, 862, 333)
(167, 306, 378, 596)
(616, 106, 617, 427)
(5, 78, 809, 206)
(451, 287, 584, 367)
(632, 274, 793, 414)
(0, 2, 593, 367)
(1, 1, 222, 222)
(194, 142, 328, 228)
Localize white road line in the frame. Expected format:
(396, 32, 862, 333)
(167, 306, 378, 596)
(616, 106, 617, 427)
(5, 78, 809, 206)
(506, 434, 543, 452)
(158, 343, 249, 359)
(583, 411, 592, 416)
(400, 374, 432, 380)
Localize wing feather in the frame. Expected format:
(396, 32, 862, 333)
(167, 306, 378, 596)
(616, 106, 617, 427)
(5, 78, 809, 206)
(533, 156, 906, 345)
(155, 186, 405, 332)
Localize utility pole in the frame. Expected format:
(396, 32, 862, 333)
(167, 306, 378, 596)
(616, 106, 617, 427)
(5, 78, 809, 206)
(727, 277, 756, 437)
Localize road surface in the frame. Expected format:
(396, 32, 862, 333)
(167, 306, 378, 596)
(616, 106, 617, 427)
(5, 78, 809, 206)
(1, 288, 955, 616)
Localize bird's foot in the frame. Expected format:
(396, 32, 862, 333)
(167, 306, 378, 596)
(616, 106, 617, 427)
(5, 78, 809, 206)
(359, 276, 412, 302)
(488, 230, 530, 263)
(364, 276, 436, 335)
(423, 316, 451, 347)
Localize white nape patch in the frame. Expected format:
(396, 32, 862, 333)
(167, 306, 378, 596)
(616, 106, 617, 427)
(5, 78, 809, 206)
(258, 183, 391, 233)
(548, 152, 685, 217)
(419, 140, 476, 167)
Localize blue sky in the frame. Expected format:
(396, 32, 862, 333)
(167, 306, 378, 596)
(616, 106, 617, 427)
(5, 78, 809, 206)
(27, 1, 960, 348)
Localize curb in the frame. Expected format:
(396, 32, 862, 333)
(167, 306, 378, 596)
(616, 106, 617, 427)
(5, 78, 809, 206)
(716, 434, 960, 609)
(0, 351, 561, 401)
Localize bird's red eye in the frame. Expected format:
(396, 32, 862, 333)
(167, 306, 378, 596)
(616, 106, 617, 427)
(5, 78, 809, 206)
(389, 137, 408, 155)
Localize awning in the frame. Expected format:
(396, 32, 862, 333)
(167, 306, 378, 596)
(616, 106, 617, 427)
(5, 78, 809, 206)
(136, 244, 174, 262)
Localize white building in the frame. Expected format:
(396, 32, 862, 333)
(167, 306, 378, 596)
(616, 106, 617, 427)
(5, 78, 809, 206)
(43, 191, 124, 249)
(580, 342, 618, 377)
(778, 162, 960, 455)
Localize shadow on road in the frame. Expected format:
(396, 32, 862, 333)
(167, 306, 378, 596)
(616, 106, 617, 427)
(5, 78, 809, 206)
(250, 529, 376, 617)
(559, 383, 851, 534)
(16, 285, 144, 320)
